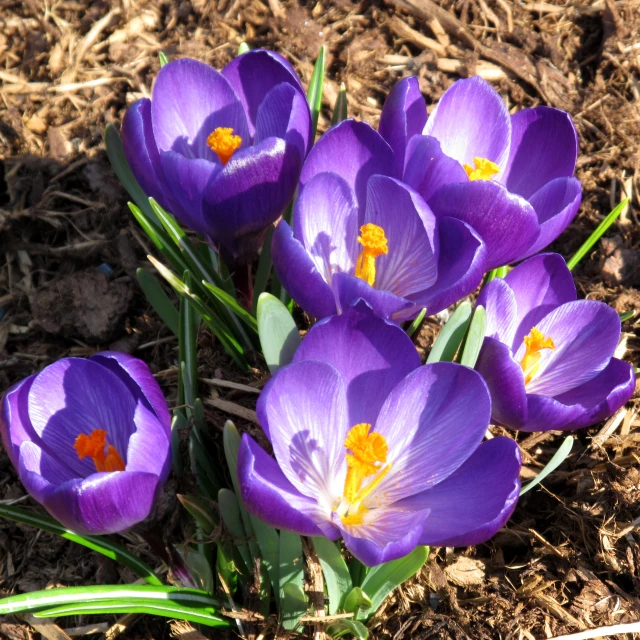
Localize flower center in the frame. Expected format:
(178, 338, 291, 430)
(354, 224, 388, 287)
(74, 429, 125, 473)
(463, 157, 500, 181)
(206, 127, 242, 165)
(520, 327, 555, 385)
(335, 423, 391, 526)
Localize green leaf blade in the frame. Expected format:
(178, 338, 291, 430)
(426, 301, 473, 364)
(257, 292, 301, 374)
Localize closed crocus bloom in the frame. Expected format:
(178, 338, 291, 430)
(0, 353, 171, 535)
(272, 119, 488, 322)
(379, 76, 581, 270)
(122, 50, 312, 263)
(475, 253, 636, 432)
(238, 303, 521, 566)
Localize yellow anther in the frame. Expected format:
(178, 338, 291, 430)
(206, 127, 242, 165)
(354, 224, 388, 287)
(463, 157, 500, 181)
(520, 327, 555, 385)
(74, 429, 125, 473)
(337, 424, 391, 527)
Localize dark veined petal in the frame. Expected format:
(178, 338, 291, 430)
(0, 375, 37, 468)
(423, 76, 511, 172)
(477, 277, 519, 346)
(300, 119, 397, 211)
(378, 76, 427, 175)
(222, 49, 305, 135)
(518, 177, 582, 260)
(151, 58, 249, 161)
(372, 363, 491, 504)
(293, 301, 421, 427)
(239, 435, 340, 538)
(271, 220, 337, 320)
(502, 106, 579, 200)
(429, 181, 539, 270)
(475, 338, 528, 429)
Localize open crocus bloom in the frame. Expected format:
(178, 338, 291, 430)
(475, 253, 636, 431)
(378, 76, 581, 270)
(122, 50, 311, 263)
(272, 119, 487, 322)
(238, 303, 521, 566)
(0, 353, 171, 534)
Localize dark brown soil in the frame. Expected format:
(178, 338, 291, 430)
(1, 0, 640, 639)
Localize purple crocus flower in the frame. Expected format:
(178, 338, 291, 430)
(272, 118, 488, 322)
(238, 303, 521, 566)
(0, 352, 171, 535)
(122, 50, 312, 263)
(476, 253, 636, 432)
(379, 76, 581, 270)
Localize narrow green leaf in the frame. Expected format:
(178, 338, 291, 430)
(136, 268, 179, 336)
(426, 301, 473, 364)
(281, 583, 307, 631)
(159, 51, 169, 67)
(568, 198, 629, 271)
(201, 280, 258, 332)
(359, 546, 429, 618)
(257, 292, 301, 373)
(177, 495, 217, 536)
(218, 489, 252, 575)
(0, 505, 162, 586)
(179, 271, 199, 409)
(105, 124, 158, 222)
(332, 82, 348, 125)
(237, 42, 250, 55)
(459, 305, 485, 368)
(216, 541, 238, 593)
(486, 265, 509, 282)
(620, 309, 636, 323)
(343, 587, 372, 615)
(252, 225, 274, 314)
(406, 308, 426, 338)
(349, 558, 368, 588)
(250, 516, 280, 606)
(313, 537, 353, 615)
(307, 45, 326, 137)
(326, 619, 369, 640)
(279, 530, 305, 629)
(520, 436, 574, 495)
(183, 548, 214, 593)
(171, 411, 187, 477)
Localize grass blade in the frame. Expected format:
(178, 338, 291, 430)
(136, 268, 179, 336)
(332, 82, 348, 125)
(567, 198, 628, 271)
(520, 436, 574, 495)
(459, 305, 486, 368)
(405, 308, 426, 338)
(313, 537, 352, 615)
(257, 292, 301, 374)
(307, 45, 326, 138)
(426, 301, 472, 364)
(279, 531, 305, 630)
(201, 280, 258, 332)
(0, 505, 162, 585)
(158, 51, 169, 67)
(237, 42, 250, 55)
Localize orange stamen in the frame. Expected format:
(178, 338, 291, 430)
(354, 224, 389, 287)
(520, 327, 556, 385)
(74, 429, 125, 473)
(206, 127, 242, 165)
(463, 157, 500, 181)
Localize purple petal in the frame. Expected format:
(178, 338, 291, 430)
(152, 59, 249, 160)
(293, 172, 360, 281)
(410, 217, 486, 316)
(43, 471, 160, 535)
(263, 361, 349, 504)
(503, 106, 579, 200)
(378, 77, 427, 175)
(403, 135, 468, 202)
(159, 150, 219, 237)
(403, 437, 521, 547)
(271, 220, 337, 320)
(363, 175, 438, 297)
(339, 510, 427, 566)
(518, 300, 621, 397)
(518, 177, 582, 260)
(204, 136, 301, 261)
(1, 375, 37, 468)
(27, 359, 138, 479)
(423, 76, 511, 172)
(122, 99, 171, 208)
(429, 181, 539, 270)
(19, 441, 77, 500)
(504, 253, 576, 349)
(125, 403, 170, 480)
(475, 338, 528, 429)
(373, 363, 491, 503)
(332, 272, 416, 322)
(89, 352, 171, 435)
(239, 435, 339, 538)
(254, 82, 312, 161)
(522, 358, 636, 432)
(222, 50, 305, 135)
(293, 301, 421, 426)
(477, 277, 519, 345)
(300, 120, 396, 210)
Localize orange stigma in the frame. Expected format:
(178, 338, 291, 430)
(355, 224, 388, 287)
(520, 327, 555, 385)
(463, 157, 500, 181)
(74, 429, 125, 473)
(337, 424, 391, 526)
(206, 127, 242, 165)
